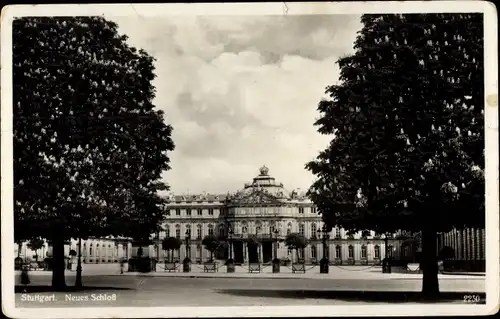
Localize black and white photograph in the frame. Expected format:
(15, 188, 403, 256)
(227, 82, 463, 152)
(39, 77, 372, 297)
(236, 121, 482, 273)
(1, 2, 498, 318)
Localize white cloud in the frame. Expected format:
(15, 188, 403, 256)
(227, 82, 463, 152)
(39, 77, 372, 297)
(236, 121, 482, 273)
(109, 15, 361, 194)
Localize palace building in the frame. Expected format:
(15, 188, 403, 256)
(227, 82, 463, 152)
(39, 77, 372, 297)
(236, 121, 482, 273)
(152, 165, 402, 265)
(15, 166, 486, 268)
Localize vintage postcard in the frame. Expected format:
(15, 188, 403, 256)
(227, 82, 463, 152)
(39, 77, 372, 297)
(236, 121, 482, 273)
(1, 1, 498, 318)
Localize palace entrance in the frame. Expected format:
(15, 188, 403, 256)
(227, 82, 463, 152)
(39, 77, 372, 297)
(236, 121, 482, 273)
(262, 241, 273, 263)
(248, 244, 259, 263)
(233, 241, 244, 264)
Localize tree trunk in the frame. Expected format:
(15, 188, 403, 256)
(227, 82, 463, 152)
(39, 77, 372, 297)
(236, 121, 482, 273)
(51, 236, 67, 290)
(421, 229, 439, 297)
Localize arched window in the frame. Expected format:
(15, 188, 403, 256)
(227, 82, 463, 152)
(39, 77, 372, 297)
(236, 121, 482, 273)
(89, 244, 93, 256)
(311, 223, 317, 237)
(197, 224, 202, 239)
(175, 224, 181, 238)
(242, 226, 248, 233)
(335, 245, 341, 259)
(208, 224, 214, 236)
(348, 245, 354, 259)
(299, 224, 305, 235)
(186, 224, 191, 238)
(311, 245, 317, 259)
(256, 226, 261, 234)
(361, 245, 367, 259)
(374, 245, 380, 259)
(196, 244, 202, 258)
(219, 225, 225, 237)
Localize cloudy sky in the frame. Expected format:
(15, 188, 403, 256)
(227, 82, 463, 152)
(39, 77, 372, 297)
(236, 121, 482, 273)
(110, 14, 362, 195)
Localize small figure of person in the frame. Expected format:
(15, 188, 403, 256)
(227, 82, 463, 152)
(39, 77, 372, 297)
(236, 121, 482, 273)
(21, 265, 30, 292)
(120, 259, 125, 274)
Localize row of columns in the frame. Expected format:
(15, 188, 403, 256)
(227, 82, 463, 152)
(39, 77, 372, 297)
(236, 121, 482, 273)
(440, 228, 485, 260)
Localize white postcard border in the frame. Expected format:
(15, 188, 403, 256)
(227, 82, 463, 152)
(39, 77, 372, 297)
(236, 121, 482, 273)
(1, 2, 498, 318)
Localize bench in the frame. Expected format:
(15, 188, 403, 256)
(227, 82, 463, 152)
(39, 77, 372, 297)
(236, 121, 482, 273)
(248, 263, 261, 273)
(164, 262, 179, 272)
(29, 262, 40, 271)
(407, 263, 420, 272)
(203, 263, 218, 273)
(292, 263, 306, 273)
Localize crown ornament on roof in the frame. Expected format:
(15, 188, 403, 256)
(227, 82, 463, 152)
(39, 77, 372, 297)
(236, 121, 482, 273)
(259, 165, 269, 176)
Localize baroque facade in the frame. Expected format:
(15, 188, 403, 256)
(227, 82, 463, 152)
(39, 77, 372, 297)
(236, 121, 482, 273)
(151, 166, 404, 265)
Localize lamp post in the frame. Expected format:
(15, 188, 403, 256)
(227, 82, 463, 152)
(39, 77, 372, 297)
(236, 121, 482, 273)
(228, 229, 234, 260)
(183, 230, 191, 272)
(318, 226, 329, 274)
(227, 228, 235, 273)
(75, 237, 82, 288)
(272, 229, 280, 273)
(185, 230, 190, 258)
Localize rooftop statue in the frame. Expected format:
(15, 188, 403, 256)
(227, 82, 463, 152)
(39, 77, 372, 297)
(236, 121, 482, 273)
(259, 165, 269, 176)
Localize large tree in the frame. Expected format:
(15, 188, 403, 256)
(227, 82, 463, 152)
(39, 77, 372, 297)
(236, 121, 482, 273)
(13, 17, 175, 289)
(306, 13, 484, 297)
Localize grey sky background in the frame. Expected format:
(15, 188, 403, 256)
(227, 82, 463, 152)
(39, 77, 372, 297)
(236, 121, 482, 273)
(110, 14, 362, 195)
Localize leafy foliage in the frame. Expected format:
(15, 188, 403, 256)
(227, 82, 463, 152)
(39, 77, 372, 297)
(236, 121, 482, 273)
(13, 16, 175, 242)
(306, 14, 484, 233)
(13, 16, 175, 287)
(202, 235, 221, 253)
(161, 236, 182, 258)
(27, 238, 45, 261)
(284, 233, 309, 250)
(244, 234, 261, 247)
(306, 13, 484, 295)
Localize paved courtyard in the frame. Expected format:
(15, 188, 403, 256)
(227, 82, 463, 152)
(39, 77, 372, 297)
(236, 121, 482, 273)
(14, 264, 485, 307)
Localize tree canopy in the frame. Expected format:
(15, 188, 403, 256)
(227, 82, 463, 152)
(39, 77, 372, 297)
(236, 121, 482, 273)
(13, 16, 175, 288)
(284, 233, 309, 251)
(161, 237, 182, 252)
(306, 13, 484, 296)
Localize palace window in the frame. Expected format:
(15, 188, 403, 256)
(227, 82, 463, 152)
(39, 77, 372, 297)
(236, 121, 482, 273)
(208, 224, 214, 236)
(165, 226, 170, 238)
(299, 224, 305, 235)
(256, 226, 261, 235)
(176, 208, 181, 216)
(311, 207, 317, 214)
(186, 208, 191, 216)
(361, 245, 367, 259)
(175, 224, 181, 238)
(335, 245, 341, 259)
(348, 245, 354, 259)
(186, 225, 191, 239)
(196, 244, 202, 258)
(89, 245, 93, 256)
(387, 245, 394, 258)
(208, 209, 214, 216)
(374, 245, 380, 259)
(311, 245, 317, 259)
(299, 207, 304, 214)
(311, 223, 317, 237)
(219, 226, 225, 237)
(197, 209, 202, 216)
(197, 225, 202, 239)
